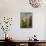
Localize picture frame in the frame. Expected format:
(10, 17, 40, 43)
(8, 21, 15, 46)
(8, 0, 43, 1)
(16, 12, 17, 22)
(20, 12, 32, 28)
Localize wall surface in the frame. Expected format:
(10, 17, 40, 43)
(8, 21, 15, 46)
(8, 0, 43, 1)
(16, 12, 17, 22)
(0, 0, 46, 40)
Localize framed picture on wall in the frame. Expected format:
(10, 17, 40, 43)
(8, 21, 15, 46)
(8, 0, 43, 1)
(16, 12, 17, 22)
(20, 12, 32, 28)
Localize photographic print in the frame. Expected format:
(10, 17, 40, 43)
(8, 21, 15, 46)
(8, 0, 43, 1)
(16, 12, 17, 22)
(20, 12, 32, 28)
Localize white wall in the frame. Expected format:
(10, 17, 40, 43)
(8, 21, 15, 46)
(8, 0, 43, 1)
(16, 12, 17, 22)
(0, 0, 46, 40)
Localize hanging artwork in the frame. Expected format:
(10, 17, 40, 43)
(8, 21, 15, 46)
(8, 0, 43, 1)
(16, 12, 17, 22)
(20, 12, 32, 28)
